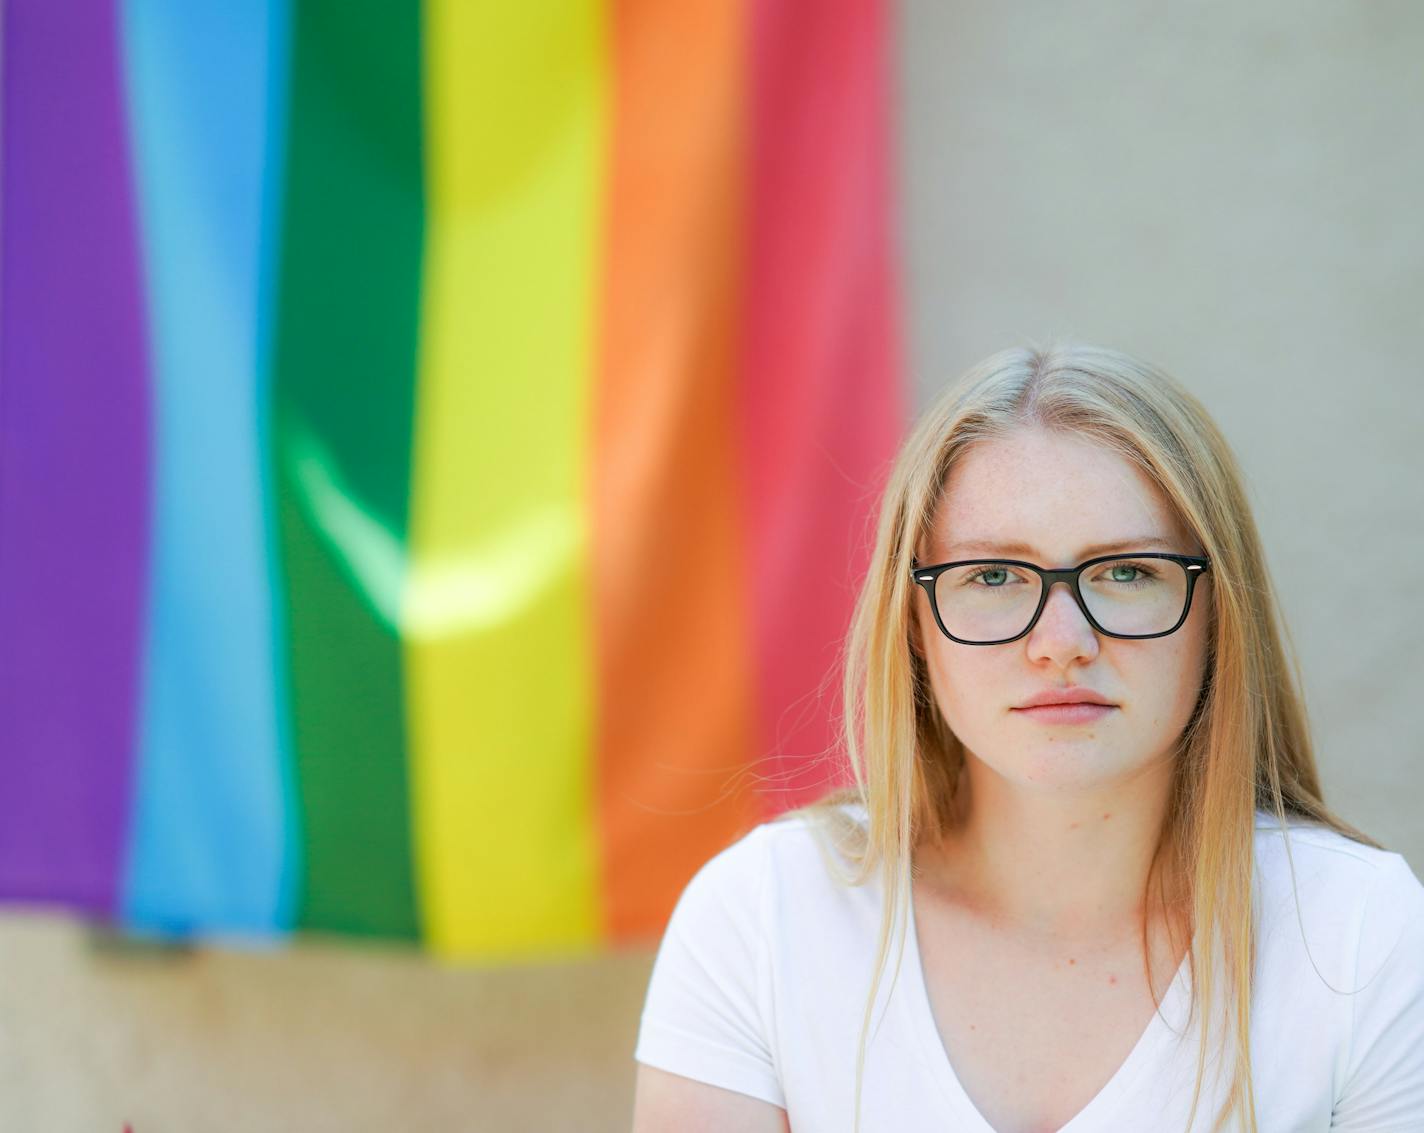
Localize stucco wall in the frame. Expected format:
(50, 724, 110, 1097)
(898, 0, 1424, 867)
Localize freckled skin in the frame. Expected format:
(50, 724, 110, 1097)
(914, 428, 1212, 801)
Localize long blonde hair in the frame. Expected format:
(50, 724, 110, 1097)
(791, 340, 1382, 1132)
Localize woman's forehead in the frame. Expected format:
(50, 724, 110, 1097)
(929, 429, 1188, 556)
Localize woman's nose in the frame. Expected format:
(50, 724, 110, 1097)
(1026, 580, 1100, 660)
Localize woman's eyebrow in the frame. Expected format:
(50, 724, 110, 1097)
(943, 536, 1178, 559)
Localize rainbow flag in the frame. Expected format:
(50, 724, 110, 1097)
(0, 0, 903, 961)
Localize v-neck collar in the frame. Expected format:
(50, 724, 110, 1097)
(897, 879, 1194, 1132)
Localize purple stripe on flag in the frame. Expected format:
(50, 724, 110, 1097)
(0, 0, 151, 916)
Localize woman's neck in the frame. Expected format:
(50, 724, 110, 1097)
(914, 755, 1183, 947)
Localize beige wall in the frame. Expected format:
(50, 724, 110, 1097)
(0, 913, 651, 1131)
(898, 0, 1424, 867)
(6, 4, 1419, 1129)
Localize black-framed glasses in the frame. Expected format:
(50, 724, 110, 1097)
(910, 552, 1211, 645)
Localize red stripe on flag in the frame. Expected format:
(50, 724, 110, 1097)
(740, 0, 906, 816)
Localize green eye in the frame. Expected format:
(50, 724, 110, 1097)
(963, 564, 1024, 588)
(1094, 560, 1160, 587)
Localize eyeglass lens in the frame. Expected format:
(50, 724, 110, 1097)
(933, 557, 1190, 642)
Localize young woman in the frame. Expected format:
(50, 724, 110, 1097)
(630, 342, 1424, 1132)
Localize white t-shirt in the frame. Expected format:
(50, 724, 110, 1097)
(634, 805, 1424, 1131)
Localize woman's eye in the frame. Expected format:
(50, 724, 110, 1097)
(968, 565, 1018, 586)
(1100, 562, 1158, 584)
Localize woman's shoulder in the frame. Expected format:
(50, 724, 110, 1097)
(644, 801, 879, 1030)
(1250, 811, 1424, 1120)
(680, 797, 865, 876)
(665, 801, 877, 934)
(691, 800, 871, 888)
(1252, 807, 1421, 892)
(1251, 807, 1424, 980)
(636, 802, 885, 1110)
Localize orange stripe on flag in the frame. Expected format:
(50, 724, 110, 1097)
(595, 0, 761, 943)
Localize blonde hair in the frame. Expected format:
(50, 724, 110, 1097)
(788, 339, 1382, 1132)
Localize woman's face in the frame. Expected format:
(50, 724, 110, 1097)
(912, 425, 1212, 793)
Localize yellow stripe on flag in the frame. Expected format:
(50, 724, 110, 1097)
(409, 0, 606, 958)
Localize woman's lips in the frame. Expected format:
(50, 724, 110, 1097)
(1011, 703, 1116, 725)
